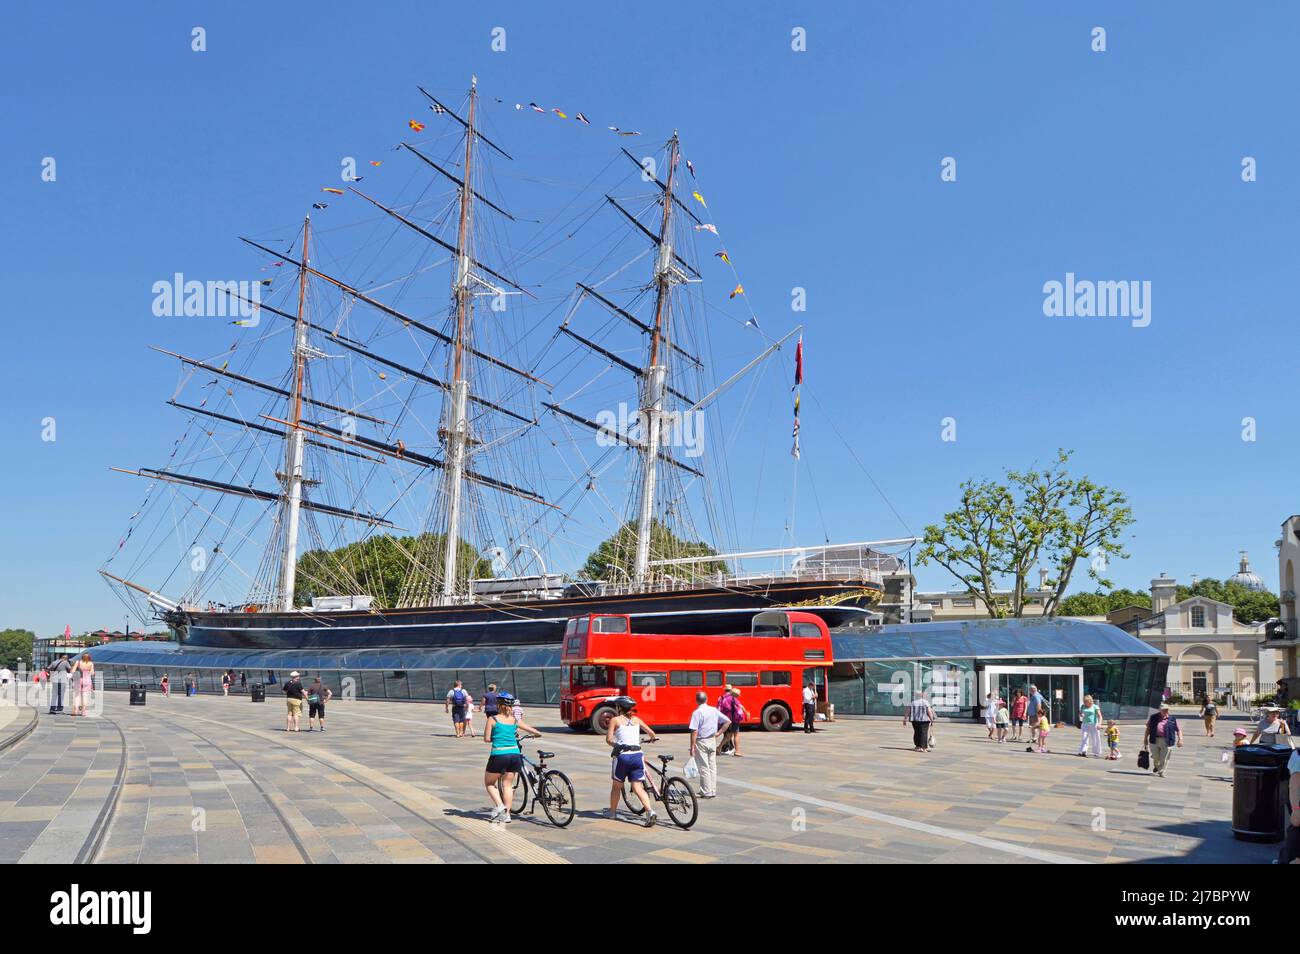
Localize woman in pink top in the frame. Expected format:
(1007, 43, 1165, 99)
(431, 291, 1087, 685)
(1009, 689, 1029, 742)
(71, 653, 94, 717)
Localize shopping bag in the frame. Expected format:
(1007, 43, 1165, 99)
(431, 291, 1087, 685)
(683, 757, 700, 780)
(1137, 749, 1150, 770)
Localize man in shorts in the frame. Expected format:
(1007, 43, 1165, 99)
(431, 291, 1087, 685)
(445, 680, 471, 738)
(306, 676, 332, 732)
(283, 671, 306, 732)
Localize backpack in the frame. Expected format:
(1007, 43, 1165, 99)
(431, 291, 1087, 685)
(452, 688, 467, 706)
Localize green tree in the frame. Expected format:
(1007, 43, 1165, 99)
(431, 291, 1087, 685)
(294, 533, 491, 608)
(1174, 578, 1280, 624)
(917, 450, 1135, 618)
(1059, 588, 1152, 617)
(0, 628, 36, 671)
(581, 520, 725, 581)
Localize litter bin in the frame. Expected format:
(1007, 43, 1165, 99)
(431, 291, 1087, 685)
(129, 683, 147, 706)
(1232, 743, 1293, 842)
(250, 683, 266, 703)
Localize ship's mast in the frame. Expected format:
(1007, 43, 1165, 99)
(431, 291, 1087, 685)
(277, 215, 311, 611)
(442, 78, 478, 600)
(633, 132, 681, 587)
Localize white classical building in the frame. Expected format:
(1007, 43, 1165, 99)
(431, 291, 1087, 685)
(1127, 572, 1277, 698)
(1272, 515, 1300, 680)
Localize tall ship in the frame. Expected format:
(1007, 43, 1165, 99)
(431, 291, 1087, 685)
(101, 79, 907, 651)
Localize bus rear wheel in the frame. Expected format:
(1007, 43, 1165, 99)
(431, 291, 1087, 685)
(590, 705, 617, 735)
(760, 702, 791, 732)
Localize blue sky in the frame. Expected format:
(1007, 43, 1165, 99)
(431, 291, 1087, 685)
(3, 1, 1298, 635)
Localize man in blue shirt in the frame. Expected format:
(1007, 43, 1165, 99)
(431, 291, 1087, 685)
(1026, 685, 1046, 744)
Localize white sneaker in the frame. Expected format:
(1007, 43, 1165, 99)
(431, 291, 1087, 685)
(643, 811, 658, 828)
(488, 807, 505, 823)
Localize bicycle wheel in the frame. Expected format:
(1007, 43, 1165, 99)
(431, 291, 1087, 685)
(511, 767, 531, 813)
(662, 777, 698, 829)
(621, 779, 646, 815)
(538, 770, 576, 828)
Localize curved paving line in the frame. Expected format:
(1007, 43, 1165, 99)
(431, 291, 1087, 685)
(179, 711, 564, 864)
(0, 706, 39, 754)
(75, 715, 128, 865)
(140, 712, 315, 864)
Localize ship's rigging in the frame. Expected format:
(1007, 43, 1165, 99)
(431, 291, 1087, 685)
(99, 77, 875, 626)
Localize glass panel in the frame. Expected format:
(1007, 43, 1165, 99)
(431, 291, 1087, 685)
(727, 671, 759, 687)
(384, 671, 410, 701)
(761, 671, 791, 686)
(705, 671, 724, 686)
(406, 670, 434, 701)
(670, 670, 704, 687)
(630, 671, 668, 688)
(513, 669, 545, 705)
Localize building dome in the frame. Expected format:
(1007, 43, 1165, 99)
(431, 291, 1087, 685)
(1228, 550, 1266, 592)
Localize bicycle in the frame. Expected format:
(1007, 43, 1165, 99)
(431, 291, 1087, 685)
(618, 741, 698, 829)
(504, 735, 576, 828)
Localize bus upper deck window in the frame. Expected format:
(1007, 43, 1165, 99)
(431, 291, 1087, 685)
(565, 619, 576, 637)
(575, 617, 589, 636)
(593, 616, 628, 634)
(792, 622, 822, 639)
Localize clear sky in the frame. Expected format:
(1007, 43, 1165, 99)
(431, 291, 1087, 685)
(3, 1, 1297, 636)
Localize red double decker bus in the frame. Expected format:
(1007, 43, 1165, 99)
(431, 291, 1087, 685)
(560, 610, 833, 733)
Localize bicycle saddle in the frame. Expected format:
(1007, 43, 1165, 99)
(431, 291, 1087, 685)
(659, 754, 673, 762)
(537, 751, 555, 759)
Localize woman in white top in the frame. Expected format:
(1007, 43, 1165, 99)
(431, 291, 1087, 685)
(605, 696, 660, 826)
(1250, 707, 1293, 745)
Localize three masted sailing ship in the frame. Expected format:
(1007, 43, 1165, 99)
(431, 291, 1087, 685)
(101, 79, 890, 651)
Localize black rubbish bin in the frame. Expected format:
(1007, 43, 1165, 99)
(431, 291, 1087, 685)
(250, 683, 266, 703)
(129, 683, 147, 706)
(1232, 743, 1293, 842)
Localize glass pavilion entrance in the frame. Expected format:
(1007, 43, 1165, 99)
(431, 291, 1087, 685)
(981, 666, 1083, 725)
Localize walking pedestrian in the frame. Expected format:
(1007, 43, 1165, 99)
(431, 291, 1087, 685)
(306, 676, 331, 732)
(718, 688, 747, 756)
(1105, 720, 1121, 760)
(688, 690, 730, 798)
(983, 691, 999, 740)
(801, 682, 817, 733)
(445, 680, 470, 738)
(49, 654, 71, 714)
(903, 691, 934, 752)
(1141, 701, 1183, 776)
(1026, 684, 1046, 744)
(70, 653, 94, 717)
(1009, 688, 1027, 742)
(283, 670, 307, 732)
(1249, 706, 1293, 745)
(606, 695, 659, 826)
(240, 671, 247, 690)
(1200, 696, 1218, 737)
(1279, 748, 1300, 865)
(221, 670, 232, 697)
(995, 698, 1010, 742)
(160, 673, 170, 698)
(463, 701, 476, 738)
(482, 692, 541, 824)
(1033, 706, 1052, 753)
(1077, 694, 1103, 757)
(481, 683, 500, 719)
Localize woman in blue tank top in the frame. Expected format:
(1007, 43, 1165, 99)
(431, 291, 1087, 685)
(483, 692, 541, 824)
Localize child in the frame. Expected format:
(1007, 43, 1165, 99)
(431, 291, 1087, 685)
(463, 702, 476, 738)
(1233, 727, 1249, 748)
(160, 674, 170, 698)
(995, 701, 1010, 742)
(511, 697, 523, 721)
(1034, 707, 1051, 753)
(1105, 720, 1121, 760)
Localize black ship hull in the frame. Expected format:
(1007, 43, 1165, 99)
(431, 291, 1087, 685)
(174, 579, 879, 650)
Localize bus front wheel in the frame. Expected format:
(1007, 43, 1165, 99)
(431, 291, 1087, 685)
(760, 702, 791, 732)
(590, 705, 617, 735)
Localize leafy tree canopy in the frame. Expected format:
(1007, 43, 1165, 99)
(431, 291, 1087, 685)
(917, 450, 1135, 619)
(1059, 588, 1152, 617)
(295, 533, 490, 608)
(0, 628, 36, 671)
(581, 520, 725, 581)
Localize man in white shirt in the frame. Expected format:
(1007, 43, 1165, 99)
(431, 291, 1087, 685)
(688, 691, 730, 799)
(802, 682, 818, 733)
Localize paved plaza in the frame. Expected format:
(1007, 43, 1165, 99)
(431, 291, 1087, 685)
(0, 693, 1278, 864)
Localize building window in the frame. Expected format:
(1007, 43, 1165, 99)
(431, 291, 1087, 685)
(1190, 606, 1205, 628)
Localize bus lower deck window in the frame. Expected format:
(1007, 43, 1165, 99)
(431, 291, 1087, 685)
(728, 672, 759, 687)
(670, 670, 704, 687)
(760, 670, 791, 686)
(705, 671, 724, 686)
(632, 671, 668, 688)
